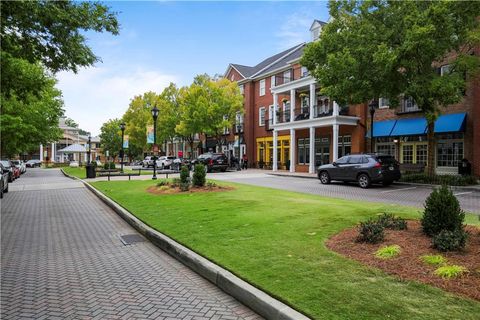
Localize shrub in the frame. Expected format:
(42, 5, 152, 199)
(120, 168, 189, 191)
(103, 163, 110, 170)
(375, 245, 401, 259)
(109, 162, 116, 170)
(420, 254, 447, 266)
(156, 180, 168, 187)
(376, 213, 408, 230)
(180, 182, 190, 192)
(421, 185, 465, 237)
(171, 178, 181, 188)
(192, 164, 206, 187)
(206, 181, 217, 189)
(399, 173, 478, 186)
(356, 219, 385, 244)
(180, 165, 190, 184)
(434, 265, 468, 279)
(432, 229, 468, 252)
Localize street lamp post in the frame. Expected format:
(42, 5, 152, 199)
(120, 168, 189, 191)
(151, 105, 159, 180)
(120, 122, 126, 173)
(87, 134, 91, 165)
(369, 100, 378, 153)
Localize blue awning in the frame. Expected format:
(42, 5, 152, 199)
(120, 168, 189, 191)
(434, 112, 466, 133)
(369, 120, 397, 138)
(390, 117, 427, 136)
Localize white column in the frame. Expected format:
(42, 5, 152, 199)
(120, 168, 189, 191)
(273, 93, 278, 125)
(39, 144, 43, 161)
(333, 124, 339, 162)
(309, 127, 315, 173)
(333, 101, 340, 116)
(290, 89, 295, 122)
(309, 83, 316, 119)
(289, 129, 296, 173)
(84, 152, 87, 162)
(272, 130, 278, 171)
(51, 143, 55, 162)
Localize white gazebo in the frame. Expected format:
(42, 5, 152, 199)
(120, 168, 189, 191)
(57, 144, 88, 164)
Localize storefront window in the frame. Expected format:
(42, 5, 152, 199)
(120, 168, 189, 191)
(437, 141, 463, 167)
(298, 139, 305, 164)
(338, 135, 352, 158)
(376, 144, 396, 157)
(402, 145, 414, 164)
(416, 144, 428, 165)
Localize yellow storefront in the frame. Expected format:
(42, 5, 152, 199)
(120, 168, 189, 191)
(256, 135, 290, 169)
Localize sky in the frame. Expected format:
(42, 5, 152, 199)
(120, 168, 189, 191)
(56, 1, 330, 136)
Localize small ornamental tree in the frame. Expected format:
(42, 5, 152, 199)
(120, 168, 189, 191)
(192, 164, 206, 187)
(180, 165, 190, 184)
(422, 185, 465, 237)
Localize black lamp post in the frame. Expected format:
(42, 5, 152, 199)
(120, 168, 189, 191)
(87, 134, 91, 165)
(151, 105, 159, 180)
(369, 100, 378, 153)
(119, 122, 126, 173)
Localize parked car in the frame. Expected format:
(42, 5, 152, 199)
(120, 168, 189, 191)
(191, 153, 228, 173)
(11, 160, 26, 174)
(0, 160, 15, 182)
(26, 159, 42, 168)
(317, 153, 401, 188)
(156, 156, 176, 170)
(172, 158, 191, 171)
(142, 156, 155, 168)
(0, 163, 9, 199)
(12, 165, 20, 179)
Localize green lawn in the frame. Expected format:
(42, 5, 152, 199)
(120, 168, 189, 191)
(92, 179, 480, 320)
(62, 166, 153, 179)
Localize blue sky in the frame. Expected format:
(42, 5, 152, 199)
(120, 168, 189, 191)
(57, 1, 330, 135)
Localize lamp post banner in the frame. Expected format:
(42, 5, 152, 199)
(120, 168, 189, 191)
(146, 125, 154, 144)
(123, 135, 129, 149)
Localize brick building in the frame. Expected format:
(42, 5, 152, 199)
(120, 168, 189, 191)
(223, 20, 480, 177)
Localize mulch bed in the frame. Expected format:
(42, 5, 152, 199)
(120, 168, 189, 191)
(326, 220, 480, 301)
(146, 184, 234, 195)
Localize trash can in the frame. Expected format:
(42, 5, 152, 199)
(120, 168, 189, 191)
(86, 164, 96, 178)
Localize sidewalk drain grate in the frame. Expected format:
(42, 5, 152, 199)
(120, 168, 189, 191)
(120, 234, 145, 245)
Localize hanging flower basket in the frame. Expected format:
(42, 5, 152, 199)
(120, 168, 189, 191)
(281, 98, 289, 103)
(299, 93, 308, 98)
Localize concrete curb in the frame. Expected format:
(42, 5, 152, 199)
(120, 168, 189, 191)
(267, 172, 480, 192)
(61, 169, 310, 320)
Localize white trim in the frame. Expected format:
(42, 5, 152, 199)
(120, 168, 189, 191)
(272, 115, 359, 130)
(271, 76, 316, 94)
(259, 79, 266, 96)
(259, 107, 266, 126)
(224, 64, 246, 79)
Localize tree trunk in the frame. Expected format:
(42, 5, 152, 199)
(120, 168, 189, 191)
(426, 121, 435, 176)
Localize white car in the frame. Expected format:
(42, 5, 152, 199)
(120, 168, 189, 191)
(69, 161, 79, 168)
(11, 160, 26, 174)
(156, 156, 176, 169)
(142, 156, 155, 168)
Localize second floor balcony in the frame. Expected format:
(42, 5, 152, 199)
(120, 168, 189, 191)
(274, 105, 350, 125)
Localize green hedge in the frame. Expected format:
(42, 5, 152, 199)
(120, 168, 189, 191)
(399, 173, 478, 186)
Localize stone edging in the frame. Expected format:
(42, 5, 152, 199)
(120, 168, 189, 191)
(60, 169, 310, 320)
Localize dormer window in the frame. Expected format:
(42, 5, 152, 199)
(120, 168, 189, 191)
(309, 20, 326, 42)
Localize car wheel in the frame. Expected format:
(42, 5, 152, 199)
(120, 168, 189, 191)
(358, 173, 371, 189)
(319, 171, 331, 184)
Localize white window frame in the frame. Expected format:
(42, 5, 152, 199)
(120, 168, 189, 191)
(284, 70, 291, 83)
(239, 84, 244, 95)
(379, 97, 390, 109)
(259, 107, 266, 126)
(301, 66, 309, 78)
(271, 75, 276, 88)
(440, 64, 451, 76)
(259, 79, 266, 96)
(268, 105, 274, 126)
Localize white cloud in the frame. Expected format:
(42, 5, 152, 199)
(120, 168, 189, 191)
(275, 9, 319, 49)
(56, 66, 177, 136)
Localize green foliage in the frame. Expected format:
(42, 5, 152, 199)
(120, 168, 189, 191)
(422, 185, 465, 237)
(432, 229, 468, 252)
(99, 119, 122, 159)
(179, 182, 190, 192)
(356, 219, 385, 244)
(0, 53, 63, 157)
(180, 165, 190, 184)
(400, 173, 478, 186)
(434, 265, 468, 279)
(156, 180, 168, 187)
(0, 0, 119, 73)
(192, 164, 206, 187)
(421, 255, 447, 266)
(206, 181, 217, 189)
(376, 213, 408, 230)
(109, 162, 116, 170)
(170, 178, 181, 188)
(103, 163, 110, 170)
(375, 245, 401, 259)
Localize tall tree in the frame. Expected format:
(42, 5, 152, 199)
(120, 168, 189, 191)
(0, 53, 63, 157)
(0, 0, 119, 73)
(301, 0, 480, 175)
(158, 83, 181, 148)
(99, 119, 122, 160)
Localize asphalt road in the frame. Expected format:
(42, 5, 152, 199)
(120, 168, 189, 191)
(209, 171, 480, 214)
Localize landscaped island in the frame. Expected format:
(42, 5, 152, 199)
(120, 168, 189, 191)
(92, 179, 480, 319)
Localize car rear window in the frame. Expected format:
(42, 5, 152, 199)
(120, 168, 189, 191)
(0, 161, 10, 167)
(376, 156, 396, 165)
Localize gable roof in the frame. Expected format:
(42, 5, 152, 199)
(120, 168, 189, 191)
(310, 19, 327, 30)
(227, 43, 305, 81)
(255, 44, 305, 77)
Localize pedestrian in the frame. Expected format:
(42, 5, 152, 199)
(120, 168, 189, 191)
(242, 154, 248, 170)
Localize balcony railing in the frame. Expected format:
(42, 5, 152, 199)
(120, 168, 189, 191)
(272, 105, 351, 125)
(234, 123, 244, 134)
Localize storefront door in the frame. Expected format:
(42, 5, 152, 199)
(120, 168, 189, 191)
(315, 137, 330, 166)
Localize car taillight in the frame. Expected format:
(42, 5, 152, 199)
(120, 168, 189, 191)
(374, 162, 381, 168)
(209, 159, 213, 165)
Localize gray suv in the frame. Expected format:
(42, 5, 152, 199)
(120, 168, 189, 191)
(317, 154, 401, 188)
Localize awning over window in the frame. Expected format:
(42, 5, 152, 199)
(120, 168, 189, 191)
(370, 120, 397, 137)
(434, 112, 466, 133)
(390, 117, 427, 136)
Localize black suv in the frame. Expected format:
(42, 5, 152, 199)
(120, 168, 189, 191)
(317, 154, 401, 188)
(191, 153, 228, 173)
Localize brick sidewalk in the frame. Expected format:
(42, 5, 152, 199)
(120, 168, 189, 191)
(1, 169, 260, 320)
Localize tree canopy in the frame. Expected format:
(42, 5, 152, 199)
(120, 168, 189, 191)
(301, 0, 480, 174)
(99, 118, 122, 160)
